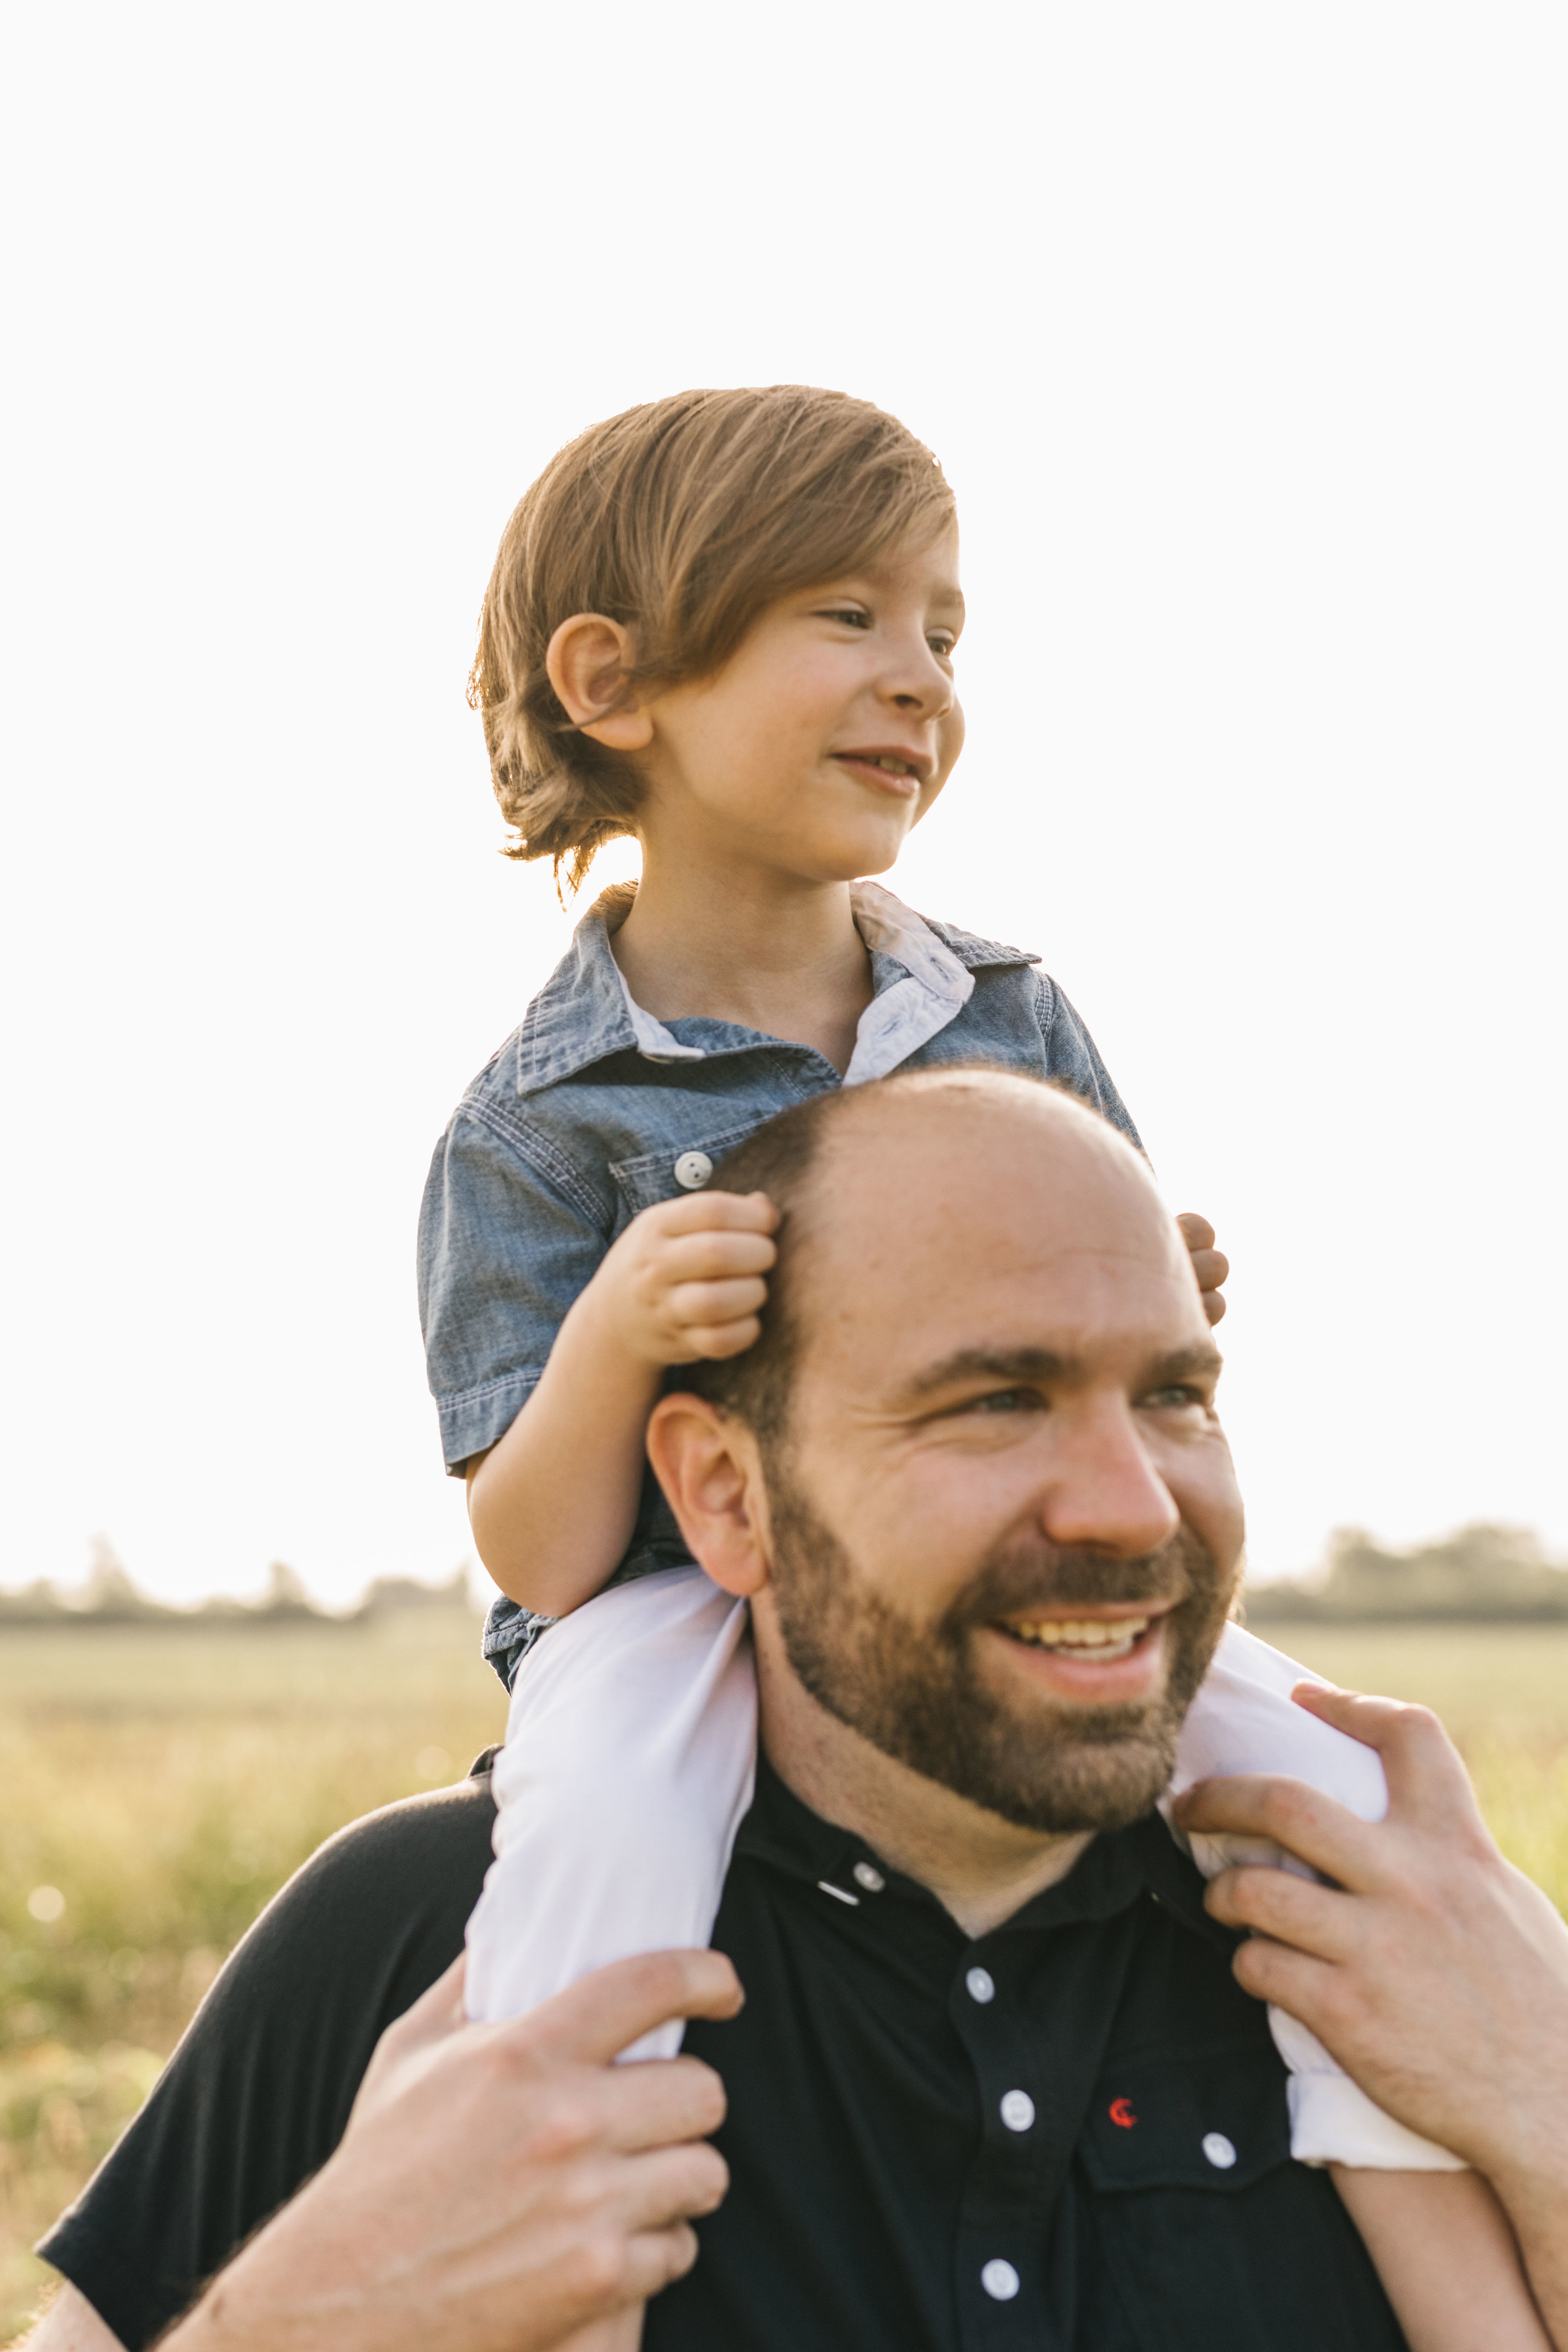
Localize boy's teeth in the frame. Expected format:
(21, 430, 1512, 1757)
(1007, 1614, 1152, 1659)
(874, 755, 911, 773)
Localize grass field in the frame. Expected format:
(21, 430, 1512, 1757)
(3, 1613, 1567, 2341)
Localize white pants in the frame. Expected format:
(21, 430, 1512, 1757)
(465, 1567, 1461, 2167)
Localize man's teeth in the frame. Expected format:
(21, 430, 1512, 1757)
(1006, 1615, 1152, 1660)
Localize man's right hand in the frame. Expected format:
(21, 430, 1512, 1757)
(166, 1947, 741, 2352)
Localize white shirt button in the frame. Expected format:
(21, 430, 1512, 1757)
(673, 1151, 713, 1190)
(1202, 2131, 1238, 2169)
(999, 2089, 1036, 2133)
(965, 1966, 996, 2004)
(980, 2259, 1021, 2301)
(852, 1861, 885, 1892)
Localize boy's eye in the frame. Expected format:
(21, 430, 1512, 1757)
(819, 606, 872, 628)
(928, 632, 956, 658)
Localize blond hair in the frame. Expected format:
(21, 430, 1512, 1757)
(469, 386, 955, 890)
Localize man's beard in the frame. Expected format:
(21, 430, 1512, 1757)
(766, 1473, 1235, 1835)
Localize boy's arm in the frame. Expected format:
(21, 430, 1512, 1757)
(467, 1193, 776, 1616)
(1330, 2169, 1555, 2351)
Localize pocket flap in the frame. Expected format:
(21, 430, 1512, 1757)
(1080, 2036, 1291, 2193)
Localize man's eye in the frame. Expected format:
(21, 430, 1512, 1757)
(968, 1388, 1038, 1416)
(1142, 1385, 1207, 1410)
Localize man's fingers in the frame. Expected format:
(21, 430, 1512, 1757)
(347, 1952, 469, 2126)
(1202, 1861, 1361, 1961)
(600, 2052, 729, 2154)
(1173, 1772, 1382, 1887)
(519, 1949, 743, 2070)
(1288, 1682, 1486, 1832)
(613, 2135, 730, 2232)
(1226, 1932, 1343, 2023)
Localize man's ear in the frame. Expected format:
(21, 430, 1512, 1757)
(646, 1392, 771, 1597)
(544, 613, 655, 753)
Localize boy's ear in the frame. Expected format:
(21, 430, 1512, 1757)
(545, 614, 654, 753)
(646, 1393, 771, 1598)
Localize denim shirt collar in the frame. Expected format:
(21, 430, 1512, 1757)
(516, 880, 1038, 1098)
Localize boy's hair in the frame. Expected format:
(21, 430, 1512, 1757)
(469, 386, 955, 891)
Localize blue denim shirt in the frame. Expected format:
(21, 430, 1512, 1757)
(417, 881, 1142, 1688)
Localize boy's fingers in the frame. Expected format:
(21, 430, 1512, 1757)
(1175, 1211, 1216, 1251)
(645, 1191, 778, 1236)
(679, 1317, 762, 1361)
(1187, 1248, 1229, 1290)
(657, 1230, 778, 1281)
(667, 1276, 768, 1329)
(519, 1950, 743, 2071)
(1173, 1772, 1383, 1888)
(1201, 1286, 1227, 1327)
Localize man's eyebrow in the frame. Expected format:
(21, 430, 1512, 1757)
(897, 1347, 1074, 1402)
(894, 1339, 1223, 1406)
(1143, 1343, 1224, 1388)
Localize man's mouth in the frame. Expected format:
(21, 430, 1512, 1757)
(1001, 1613, 1153, 1662)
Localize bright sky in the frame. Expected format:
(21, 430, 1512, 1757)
(3, 4, 1564, 1608)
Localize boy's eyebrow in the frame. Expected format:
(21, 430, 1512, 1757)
(894, 1338, 1222, 1405)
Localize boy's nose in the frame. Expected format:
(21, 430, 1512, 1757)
(882, 637, 954, 718)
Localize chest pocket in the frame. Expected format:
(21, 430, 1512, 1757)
(1076, 2037, 1404, 2352)
(608, 1120, 773, 1221)
(1081, 2033, 1290, 2195)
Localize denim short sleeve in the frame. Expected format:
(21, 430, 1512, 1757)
(1033, 973, 1145, 1155)
(418, 1102, 610, 1475)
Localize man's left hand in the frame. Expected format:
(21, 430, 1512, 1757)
(1174, 1685, 1568, 2335)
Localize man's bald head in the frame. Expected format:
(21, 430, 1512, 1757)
(681, 1069, 1190, 1449)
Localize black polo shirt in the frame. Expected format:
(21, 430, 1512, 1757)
(41, 1754, 1406, 2351)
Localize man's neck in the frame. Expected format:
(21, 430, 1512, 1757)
(753, 1610, 1093, 1939)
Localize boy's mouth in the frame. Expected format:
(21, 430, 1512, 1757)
(832, 748, 930, 797)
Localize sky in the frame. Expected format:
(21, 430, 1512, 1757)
(3, 3, 1564, 1608)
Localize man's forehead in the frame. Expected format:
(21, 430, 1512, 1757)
(792, 1087, 1201, 1377)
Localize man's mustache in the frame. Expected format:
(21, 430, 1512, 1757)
(943, 1525, 1211, 1635)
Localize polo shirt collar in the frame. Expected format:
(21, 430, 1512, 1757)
(738, 1754, 1234, 1954)
(516, 880, 1037, 1098)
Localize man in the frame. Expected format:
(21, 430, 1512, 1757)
(29, 1073, 1568, 2349)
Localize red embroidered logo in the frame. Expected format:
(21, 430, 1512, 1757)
(1108, 2096, 1137, 2129)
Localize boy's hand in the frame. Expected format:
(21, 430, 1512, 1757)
(1177, 1212, 1229, 1327)
(588, 1192, 780, 1367)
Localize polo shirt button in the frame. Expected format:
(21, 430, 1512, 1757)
(999, 2089, 1035, 2132)
(965, 1966, 995, 2004)
(673, 1151, 713, 1190)
(852, 1862, 885, 1892)
(1202, 2132, 1238, 2169)
(980, 2259, 1021, 2301)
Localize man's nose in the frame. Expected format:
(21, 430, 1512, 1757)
(1035, 1399, 1181, 1559)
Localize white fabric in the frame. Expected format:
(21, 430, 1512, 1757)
(464, 1565, 755, 2058)
(607, 879, 975, 1084)
(1165, 1623, 1465, 2171)
(467, 1581, 1464, 2164)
